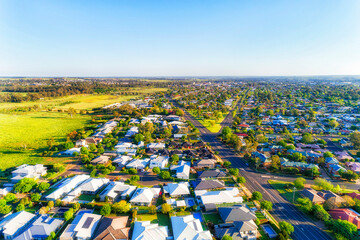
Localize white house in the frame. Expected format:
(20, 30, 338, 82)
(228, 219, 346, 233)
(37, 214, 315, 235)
(62, 147, 81, 156)
(131, 221, 169, 240)
(60, 211, 101, 240)
(163, 182, 190, 197)
(14, 214, 63, 240)
(62, 178, 109, 202)
(130, 188, 161, 206)
(99, 181, 137, 201)
(171, 215, 212, 240)
(149, 155, 169, 169)
(0, 211, 36, 240)
(126, 158, 150, 170)
(146, 143, 166, 150)
(45, 174, 90, 201)
(125, 127, 139, 137)
(11, 164, 47, 182)
(170, 161, 190, 179)
(112, 155, 133, 167)
(196, 188, 243, 205)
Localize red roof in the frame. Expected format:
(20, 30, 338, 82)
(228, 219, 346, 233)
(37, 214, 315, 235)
(329, 209, 360, 228)
(236, 133, 248, 137)
(238, 124, 250, 128)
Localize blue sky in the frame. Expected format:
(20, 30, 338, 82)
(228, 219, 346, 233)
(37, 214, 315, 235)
(0, 0, 359, 76)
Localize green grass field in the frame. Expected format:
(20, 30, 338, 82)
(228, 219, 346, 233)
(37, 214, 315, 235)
(0, 87, 168, 111)
(188, 110, 228, 133)
(0, 111, 90, 170)
(268, 180, 302, 203)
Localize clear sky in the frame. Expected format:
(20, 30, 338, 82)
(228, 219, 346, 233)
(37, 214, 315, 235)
(0, 0, 360, 77)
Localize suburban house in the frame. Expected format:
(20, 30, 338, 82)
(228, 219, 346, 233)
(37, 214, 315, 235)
(129, 188, 161, 206)
(317, 190, 346, 205)
(196, 188, 243, 206)
(171, 215, 212, 240)
(0, 211, 36, 240)
(328, 164, 347, 178)
(62, 147, 81, 156)
(193, 159, 216, 169)
(149, 155, 169, 169)
(146, 143, 166, 150)
(218, 205, 257, 223)
(62, 178, 110, 202)
(113, 155, 133, 168)
(215, 220, 258, 240)
(91, 155, 110, 165)
(301, 188, 325, 204)
(126, 158, 150, 170)
(93, 216, 130, 240)
(163, 182, 190, 197)
(11, 164, 47, 182)
(193, 179, 225, 191)
(14, 215, 63, 240)
(99, 181, 137, 202)
(125, 127, 139, 138)
(60, 212, 101, 240)
(329, 209, 360, 228)
(46, 174, 90, 201)
(346, 162, 360, 174)
(170, 161, 190, 179)
(198, 169, 226, 179)
(131, 221, 169, 240)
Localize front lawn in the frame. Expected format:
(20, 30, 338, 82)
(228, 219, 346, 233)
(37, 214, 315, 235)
(268, 180, 301, 203)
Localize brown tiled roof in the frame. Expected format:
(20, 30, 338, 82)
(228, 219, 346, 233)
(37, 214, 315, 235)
(94, 216, 130, 240)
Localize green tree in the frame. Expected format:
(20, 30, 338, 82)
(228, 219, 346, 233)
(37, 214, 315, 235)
(14, 178, 37, 193)
(134, 134, 144, 143)
(301, 133, 313, 144)
(149, 205, 157, 214)
(100, 203, 112, 216)
(237, 176, 246, 184)
(160, 171, 171, 180)
(64, 208, 74, 221)
(223, 161, 231, 168)
(31, 193, 41, 202)
(16, 203, 25, 212)
(314, 178, 333, 191)
(279, 221, 294, 236)
(312, 204, 330, 221)
(161, 203, 172, 214)
(229, 168, 239, 176)
(128, 168, 137, 175)
(152, 167, 161, 174)
(350, 131, 360, 149)
(260, 200, 273, 211)
(112, 200, 131, 213)
(48, 201, 54, 209)
(4, 193, 17, 202)
(293, 177, 306, 189)
(332, 219, 358, 240)
(297, 197, 313, 213)
(38, 182, 50, 192)
(252, 191, 263, 201)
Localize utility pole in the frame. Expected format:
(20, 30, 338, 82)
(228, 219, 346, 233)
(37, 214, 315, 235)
(293, 186, 296, 203)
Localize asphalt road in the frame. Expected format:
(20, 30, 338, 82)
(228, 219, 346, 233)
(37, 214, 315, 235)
(169, 96, 332, 240)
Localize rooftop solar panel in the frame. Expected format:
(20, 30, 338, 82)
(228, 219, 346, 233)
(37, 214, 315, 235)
(82, 217, 94, 229)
